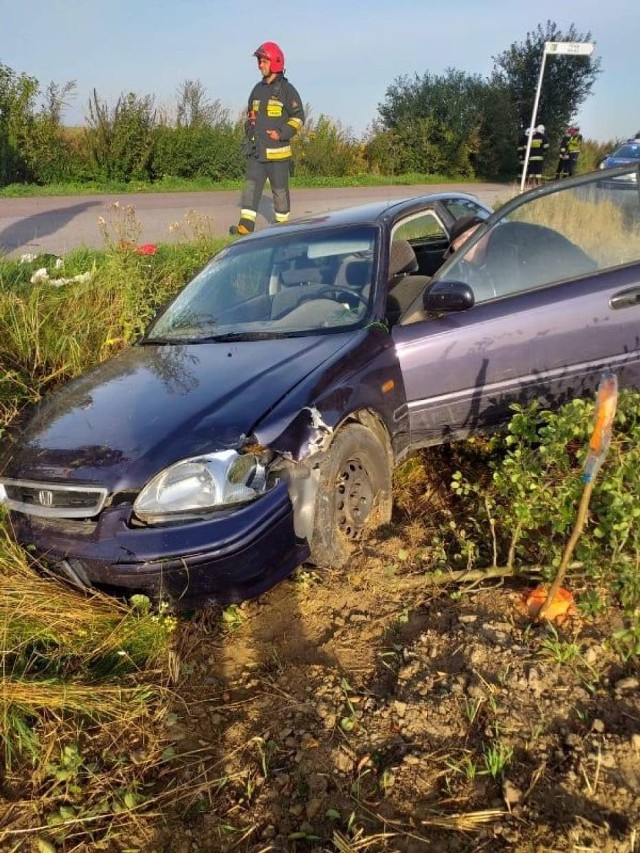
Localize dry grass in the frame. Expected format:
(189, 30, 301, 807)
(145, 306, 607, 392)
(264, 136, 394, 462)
(0, 522, 176, 850)
(514, 187, 640, 268)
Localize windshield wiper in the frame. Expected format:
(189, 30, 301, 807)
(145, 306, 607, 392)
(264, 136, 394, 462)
(198, 331, 286, 342)
(141, 330, 285, 345)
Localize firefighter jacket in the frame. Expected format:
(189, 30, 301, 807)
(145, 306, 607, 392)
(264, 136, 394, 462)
(517, 132, 528, 162)
(567, 133, 582, 155)
(245, 74, 304, 162)
(529, 131, 549, 162)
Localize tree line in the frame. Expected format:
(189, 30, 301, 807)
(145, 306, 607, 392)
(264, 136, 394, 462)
(0, 21, 607, 188)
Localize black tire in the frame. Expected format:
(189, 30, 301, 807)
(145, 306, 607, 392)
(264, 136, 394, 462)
(309, 424, 392, 568)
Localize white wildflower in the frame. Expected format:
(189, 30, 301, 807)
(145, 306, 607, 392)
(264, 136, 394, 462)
(49, 270, 93, 288)
(54, 257, 63, 269)
(30, 268, 49, 284)
(19, 253, 37, 263)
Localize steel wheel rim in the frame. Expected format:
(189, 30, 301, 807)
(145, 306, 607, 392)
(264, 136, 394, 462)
(334, 455, 375, 540)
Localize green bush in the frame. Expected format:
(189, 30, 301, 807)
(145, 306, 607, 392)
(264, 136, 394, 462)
(296, 115, 365, 177)
(153, 124, 245, 181)
(450, 392, 640, 609)
(86, 90, 158, 182)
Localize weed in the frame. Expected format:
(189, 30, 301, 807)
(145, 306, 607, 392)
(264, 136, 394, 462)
(339, 677, 360, 733)
(97, 201, 143, 249)
(538, 625, 582, 664)
(293, 568, 324, 588)
(377, 649, 401, 674)
(612, 618, 640, 662)
(463, 696, 483, 725)
(446, 753, 480, 781)
(481, 740, 513, 779)
(254, 736, 279, 778)
(221, 603, 245, 631)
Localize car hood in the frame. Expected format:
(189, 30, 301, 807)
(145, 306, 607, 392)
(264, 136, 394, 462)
(604, 157, 639, 169)
(5, 335, 354, 491)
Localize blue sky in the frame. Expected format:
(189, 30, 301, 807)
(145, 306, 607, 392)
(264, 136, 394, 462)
(1, 0, 637, 143)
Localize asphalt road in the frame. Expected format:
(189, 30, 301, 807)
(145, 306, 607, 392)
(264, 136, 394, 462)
(0, 182, 509, 258)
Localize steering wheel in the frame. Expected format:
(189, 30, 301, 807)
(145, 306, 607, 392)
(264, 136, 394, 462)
(296, 286, 369, 309)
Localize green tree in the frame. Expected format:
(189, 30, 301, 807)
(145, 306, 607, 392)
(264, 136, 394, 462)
(471, 76, 519, 178)
(492, 20, 601, 154)
(377, 68, 488, 176)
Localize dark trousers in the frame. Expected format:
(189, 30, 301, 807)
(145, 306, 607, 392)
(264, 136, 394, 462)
(555, 153, 579, 180)
(238, 158, 291, 231)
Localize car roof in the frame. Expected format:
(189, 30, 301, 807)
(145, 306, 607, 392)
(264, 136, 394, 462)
(238, 192, 487, 242)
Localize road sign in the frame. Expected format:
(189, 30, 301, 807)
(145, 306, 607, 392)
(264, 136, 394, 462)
(544, 41, 596, 56)
(520, 40, 597, 192)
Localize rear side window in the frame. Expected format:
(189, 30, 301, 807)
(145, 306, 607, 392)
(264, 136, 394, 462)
(443, 198, 490, 222)
(393, 212, 445, 242)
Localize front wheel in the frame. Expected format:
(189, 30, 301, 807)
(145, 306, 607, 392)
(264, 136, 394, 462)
(309, 424, 392, 568)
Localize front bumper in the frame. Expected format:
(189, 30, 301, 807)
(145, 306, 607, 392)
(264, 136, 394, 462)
(8, 481, 309, 607)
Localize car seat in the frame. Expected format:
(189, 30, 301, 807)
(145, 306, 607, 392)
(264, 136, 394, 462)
(270, 267, 324, 319)
(386, 240, 431, 324)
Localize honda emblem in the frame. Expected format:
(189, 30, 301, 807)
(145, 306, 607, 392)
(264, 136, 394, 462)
(37, 490, 54, 507)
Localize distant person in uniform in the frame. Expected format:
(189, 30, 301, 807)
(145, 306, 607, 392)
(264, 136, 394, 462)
(517, 127, 530, 183)
(555, 126, 583, 179)
(527, 124, 549, 186)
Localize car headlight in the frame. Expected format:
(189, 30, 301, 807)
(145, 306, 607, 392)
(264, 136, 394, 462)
(133, 450, 268, 524)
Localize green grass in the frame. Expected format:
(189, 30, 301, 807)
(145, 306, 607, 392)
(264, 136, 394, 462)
(0, 235, 227, 414)
(0, 520, 176, 848)
(0, 171, 495, 198)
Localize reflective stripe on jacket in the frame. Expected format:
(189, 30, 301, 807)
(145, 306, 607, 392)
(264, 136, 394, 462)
(246, 74, 305, 162)
(529, 132, 549, 162)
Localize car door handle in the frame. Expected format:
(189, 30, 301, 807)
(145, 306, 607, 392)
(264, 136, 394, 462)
(610, 287, 640, 310)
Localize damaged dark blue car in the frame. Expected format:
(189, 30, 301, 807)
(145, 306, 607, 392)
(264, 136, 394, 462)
(2, 167, 639, 608)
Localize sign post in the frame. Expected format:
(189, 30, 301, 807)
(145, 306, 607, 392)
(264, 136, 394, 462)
(519, 41, 596, 194)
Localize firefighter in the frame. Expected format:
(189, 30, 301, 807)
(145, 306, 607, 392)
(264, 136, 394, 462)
(527, 124, 549, 186)
(516, 127, 529, 182)
(555, 126, 583, 179)
(230, 41, 305, 236)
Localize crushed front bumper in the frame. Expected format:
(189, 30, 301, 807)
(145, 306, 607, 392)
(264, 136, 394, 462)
(8, 481, 309, 607)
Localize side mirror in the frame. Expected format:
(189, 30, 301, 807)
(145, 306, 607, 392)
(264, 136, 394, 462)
(423, 280, 475, 314)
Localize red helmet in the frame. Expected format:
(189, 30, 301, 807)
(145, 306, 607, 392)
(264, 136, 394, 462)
(253, 41, 285, 73)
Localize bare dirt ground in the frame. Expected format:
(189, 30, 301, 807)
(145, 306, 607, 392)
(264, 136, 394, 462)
(153, 518, 640, 852)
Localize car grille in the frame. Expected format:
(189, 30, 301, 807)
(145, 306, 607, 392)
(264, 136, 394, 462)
(0, 478, 108, 519)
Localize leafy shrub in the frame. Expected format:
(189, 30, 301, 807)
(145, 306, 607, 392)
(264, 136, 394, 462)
(449, 392, 640, 609)
(153, 124, 245, 181)
(296, 115, 365, 177)
(86, 90, 158, 182)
